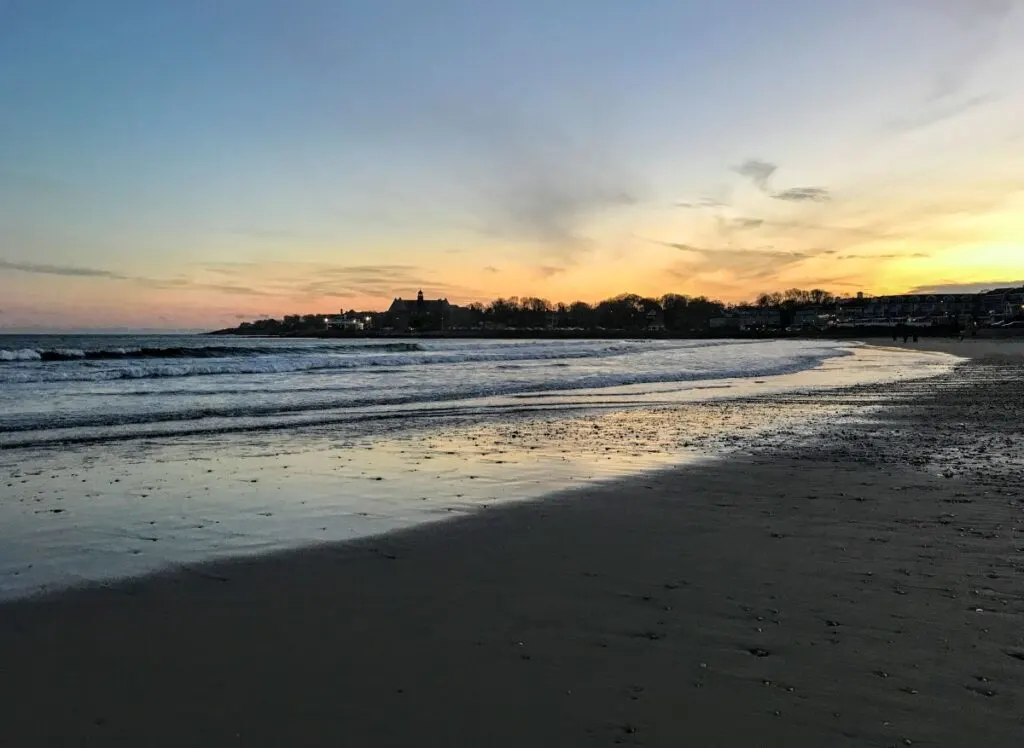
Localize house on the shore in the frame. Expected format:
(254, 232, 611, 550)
(326, 315, 366, 332)
(326, 309, 378, 331)
(792, 308, 830, 329)
(738, 307, 782, 330)
(709, 307, 781, 331)
(980, 287, 1024, 322)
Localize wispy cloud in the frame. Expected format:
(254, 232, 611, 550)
(923, 0, 1016, 100)
(836, 252, 931, 260)
(654, 241, 813, 282)
(536, 265, 566, 279)
(224, 228, 304, 240)
(751, 217, 906, 241)
(885, 93, 997, 133)
(887, 1, 1018, 133)
(428, 105, 640, 253)
(732, 159, 831, 203)
(772, 187, 831, 203)
(730, 217, 765, 229)
(141, 278, 278, 296)
(676, 197, 729, 210)
(908, 279, 1024, 294)
(249, 262, 483, 301)
(0, 259, 127, 279)
(733, 159, 777, 191)
(1, 258, 279, 297)
(660, 243, 809, 262)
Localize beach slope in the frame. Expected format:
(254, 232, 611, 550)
(2, 356, 1022, 747)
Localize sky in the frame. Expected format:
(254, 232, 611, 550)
(1, 0, 1023, 330)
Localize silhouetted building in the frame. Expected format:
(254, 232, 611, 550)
(738, 307, 781, 329)
(385, 291, 453, 332)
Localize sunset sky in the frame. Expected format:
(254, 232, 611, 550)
(2, 0, 1023, 330)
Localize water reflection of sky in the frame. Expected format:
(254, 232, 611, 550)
(0, 345, 958, 599)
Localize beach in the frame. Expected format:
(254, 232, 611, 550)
(2, 342, 1023, 746)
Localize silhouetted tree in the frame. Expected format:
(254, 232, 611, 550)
(566, 301, 596, 328)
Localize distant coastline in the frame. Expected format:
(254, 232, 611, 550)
(208, 324, 995, 341)
(213, 286, 1024, 340)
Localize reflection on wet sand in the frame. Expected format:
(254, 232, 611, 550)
(0, 346, 956, 599)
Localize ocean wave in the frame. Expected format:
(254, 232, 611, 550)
(0, 341, 425, 363)
(0, 350, 851, 443)
(0, 349, 43, 361)
(0, 342, 651, 383)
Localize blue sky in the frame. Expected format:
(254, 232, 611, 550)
(1, 0, 1022, 329)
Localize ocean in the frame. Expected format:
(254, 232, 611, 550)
(2, 335, 861, 447)
(0, 335, 956, 597)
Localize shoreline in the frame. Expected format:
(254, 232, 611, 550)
(0, 344, 954, 600)
(874, 336, 1024, 361)
(208, 326, 1002, 341)
(2, 353, 1023, 744)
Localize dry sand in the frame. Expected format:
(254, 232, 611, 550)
(2, 352, 1022, 747)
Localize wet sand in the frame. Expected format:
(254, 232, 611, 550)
(876, 335, 1024, 362)
(2, 354, 1023, 746)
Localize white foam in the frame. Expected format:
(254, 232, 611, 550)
(0, 349, 42, 361)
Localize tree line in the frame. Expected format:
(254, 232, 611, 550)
(465, 288, 843, 331)
(228, 287, 845, 334)
(466, 293, 730, 332)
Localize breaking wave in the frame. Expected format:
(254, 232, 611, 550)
(0, 341, 424, 363)
(0, 342, 652, 383)
(0, 350, 850, 447)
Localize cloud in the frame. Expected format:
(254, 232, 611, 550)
(745, 176, 1024, 249)
(142, 278, 278, 297)
(907, 279, 1024, 294)
(836, 252, 931, 260)
(0, 259, 128, 279)
(885, 1, 1018, 134)
(483, 265, 500, 273)
(733, 159, 777, 191)
(226, 228, 303, 240)
(427, 105, 640, 252)
(536, 265, 566, 279)
(753, 217, 905, 241)
(772, 187, 831, 203)
(479, 169, 636, 248)
(258, 263, 482, 301)
(661, 243, 809, 262)
(922, 0, 1017, 99)
(732, 159, 831, 203)
(655, 241, 813, 282)
(796, 275, 865, 289)
(730, 217, 765, 229)
(202, 263, 255, 277)
(676, 197, 729, 210)
(885, 93, 997, 133)
(0, 258, 279, 297)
